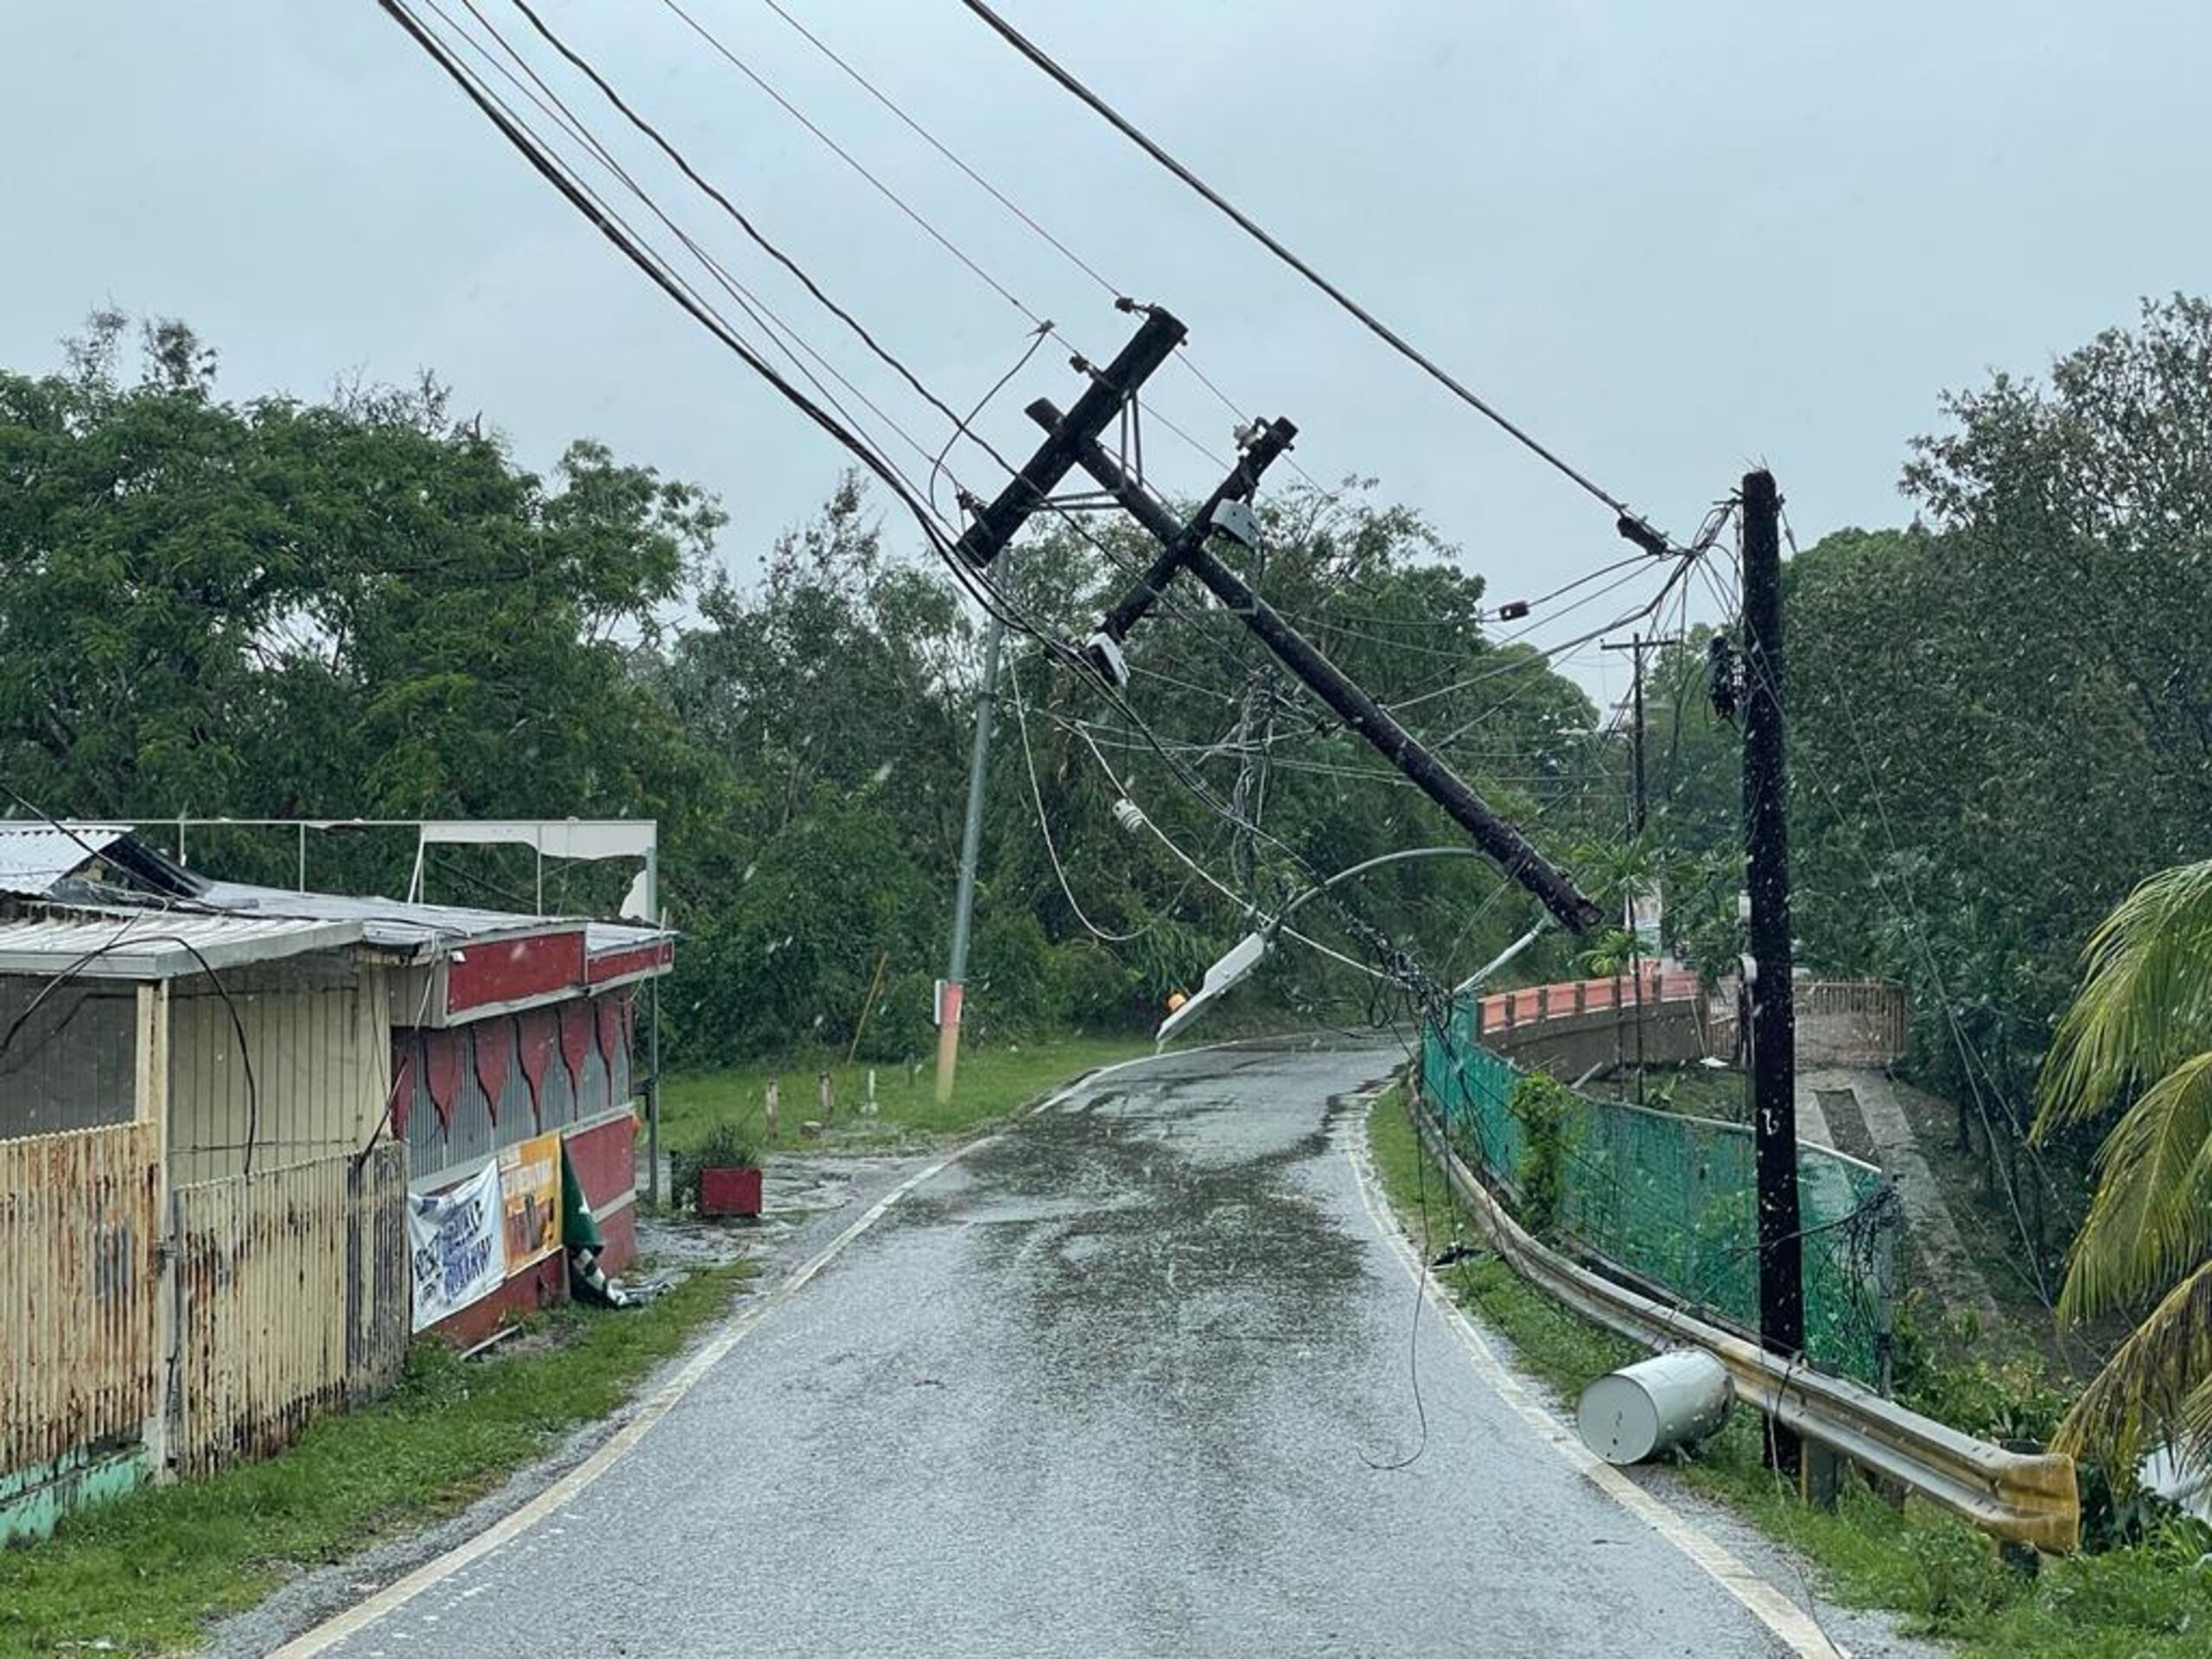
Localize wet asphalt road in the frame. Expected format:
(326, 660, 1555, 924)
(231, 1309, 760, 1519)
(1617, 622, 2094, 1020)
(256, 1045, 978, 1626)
(313, 1044, 1820, 1658)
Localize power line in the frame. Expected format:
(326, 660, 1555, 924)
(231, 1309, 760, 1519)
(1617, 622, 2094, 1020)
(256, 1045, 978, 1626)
(501, 0, 990, 453)
(955, 0, 1677, 556)
(435, 0, 953, 493)
(660, 0, 1040, 324)
(1006, 654, 1156, 944)
(378, 0, 1055, 653)
(749, 0, 1341, 500)
(475, 0, 1274, 677)
(386, 0, 1591, 999)
(757, 0, 1118, 300)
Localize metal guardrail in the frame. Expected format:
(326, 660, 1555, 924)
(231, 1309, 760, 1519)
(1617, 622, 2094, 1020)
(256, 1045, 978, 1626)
(1407, 1082, 2081, 1554)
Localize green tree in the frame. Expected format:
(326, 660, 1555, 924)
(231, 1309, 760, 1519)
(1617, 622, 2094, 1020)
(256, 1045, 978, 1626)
(2033, 861, 2212, 1478)
(0, 312, 719, 856)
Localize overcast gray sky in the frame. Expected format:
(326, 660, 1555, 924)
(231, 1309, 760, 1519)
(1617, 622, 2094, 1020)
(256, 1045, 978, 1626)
(7, 2, 2205, 708)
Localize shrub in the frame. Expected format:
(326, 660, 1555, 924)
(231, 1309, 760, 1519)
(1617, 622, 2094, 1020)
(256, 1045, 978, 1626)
(1508, 1073, 1579, 1236)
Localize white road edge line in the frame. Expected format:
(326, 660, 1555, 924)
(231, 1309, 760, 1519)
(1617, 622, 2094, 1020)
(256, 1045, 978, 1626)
(272, 1047, 1202, 1657)
(1345, 1093, 1850, 1659)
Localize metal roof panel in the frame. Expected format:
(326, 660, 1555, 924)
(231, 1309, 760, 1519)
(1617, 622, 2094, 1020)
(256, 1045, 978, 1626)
(0, 912, 364, 980)
(0, 823, 133, 897)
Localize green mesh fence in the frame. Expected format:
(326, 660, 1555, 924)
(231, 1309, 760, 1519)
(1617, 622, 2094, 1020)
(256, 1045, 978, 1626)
(1422, 997, 1900, 1387)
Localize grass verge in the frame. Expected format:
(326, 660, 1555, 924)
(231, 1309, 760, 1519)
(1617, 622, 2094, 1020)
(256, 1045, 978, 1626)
(0, 1262, 756, 1657)
(1366, 1082, 2212, 1657)
(659, 1035, 1152, 1154)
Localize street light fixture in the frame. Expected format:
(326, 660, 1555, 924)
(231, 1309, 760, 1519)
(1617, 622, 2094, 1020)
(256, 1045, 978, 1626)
(1154, 846, 1546, 1045)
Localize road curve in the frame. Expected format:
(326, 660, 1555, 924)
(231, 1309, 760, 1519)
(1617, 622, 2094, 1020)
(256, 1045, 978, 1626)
(283, 1043, 1890, 1658)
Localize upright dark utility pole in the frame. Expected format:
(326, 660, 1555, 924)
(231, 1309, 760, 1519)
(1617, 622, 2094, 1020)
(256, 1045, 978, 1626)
(1741, 467, 1803, 1474)
(1600, 632, 1681, 837)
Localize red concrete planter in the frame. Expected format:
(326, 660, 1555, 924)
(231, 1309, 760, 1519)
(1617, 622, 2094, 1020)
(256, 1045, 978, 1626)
(698, 1165, 763, 1219)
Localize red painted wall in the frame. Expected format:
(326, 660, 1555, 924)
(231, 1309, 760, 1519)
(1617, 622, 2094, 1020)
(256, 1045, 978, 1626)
(564, 1112, 634, 1216)
(447, 931, 588, 1014)
(432, 1253, 568, 1349)
(585, 939, 673, 984)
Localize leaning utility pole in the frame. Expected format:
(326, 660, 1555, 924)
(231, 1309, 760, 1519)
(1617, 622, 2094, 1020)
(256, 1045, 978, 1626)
(934, 306, 1187, 1104)
(951, 302, 1605, 939)
(1741, 467, 1803, 1473)
(934, 594, 1008, 1106)
(1014, 399, 1604, 935)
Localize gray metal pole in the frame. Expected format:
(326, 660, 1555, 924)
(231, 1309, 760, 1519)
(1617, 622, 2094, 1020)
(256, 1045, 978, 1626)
(645, 837, 662, 1208)
(935, 598, 1008, 1106)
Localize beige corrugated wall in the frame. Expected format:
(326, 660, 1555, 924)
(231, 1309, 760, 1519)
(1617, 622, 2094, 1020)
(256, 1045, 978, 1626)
(0, 1122, 162, 1481)
(167, 962, 393, 1187)
(168, 1141, 409, 1478)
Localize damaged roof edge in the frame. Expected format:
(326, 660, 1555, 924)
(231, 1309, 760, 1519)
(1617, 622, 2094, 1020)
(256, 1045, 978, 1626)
(4, 823, 674, 971)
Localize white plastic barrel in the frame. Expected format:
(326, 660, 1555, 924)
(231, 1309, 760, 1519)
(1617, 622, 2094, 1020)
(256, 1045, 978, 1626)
(1576, 1351, 1732, 1465)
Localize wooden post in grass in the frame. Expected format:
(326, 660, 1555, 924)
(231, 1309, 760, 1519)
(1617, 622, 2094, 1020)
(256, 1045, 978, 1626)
(848, 950, 890, 1067)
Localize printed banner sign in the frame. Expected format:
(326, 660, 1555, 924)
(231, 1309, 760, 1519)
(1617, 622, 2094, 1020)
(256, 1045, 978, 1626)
(499, 1132, 563, 1272)
(408, 1160, 506, 1332)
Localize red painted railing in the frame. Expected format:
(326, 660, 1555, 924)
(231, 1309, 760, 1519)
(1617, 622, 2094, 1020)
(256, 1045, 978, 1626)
(1477, 963, 1700, 1034)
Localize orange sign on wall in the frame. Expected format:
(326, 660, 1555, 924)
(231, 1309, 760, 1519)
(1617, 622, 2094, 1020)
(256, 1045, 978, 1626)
(498, 1132, 562, 1270)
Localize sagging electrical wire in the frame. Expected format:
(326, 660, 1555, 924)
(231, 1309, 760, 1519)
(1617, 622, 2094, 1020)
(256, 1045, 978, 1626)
(748, 0, 1341, 499)
(1006, 652, 1158, 944)
(1065, 721, 1400, 986)
(930, 321, 1056, 518)
(955, 0, 1681, 559)
(0, 927, 263, 1173)
(377, 0, 1074, 659)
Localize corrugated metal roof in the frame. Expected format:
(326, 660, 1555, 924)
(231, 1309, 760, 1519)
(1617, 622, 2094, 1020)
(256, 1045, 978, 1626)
(190, 880, 672, 962)
(0, 823, 133, 898)
(194, 879, 559, 955)
(0, 911, 365, 980)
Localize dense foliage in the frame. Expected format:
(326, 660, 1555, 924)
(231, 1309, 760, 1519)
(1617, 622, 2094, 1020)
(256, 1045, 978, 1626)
(7, 296, 2205, 1148)
(1636, 297, 2212, 1288)
(0, 310, 1604, 1066)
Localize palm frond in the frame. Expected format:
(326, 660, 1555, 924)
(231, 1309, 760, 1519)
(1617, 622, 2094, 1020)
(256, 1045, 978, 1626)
(2036, 859, 2212, 1137)
(2056, 1255, 2212, 1478)
(2058, 1049, 2212, 1320)
(2177, 1371, 2212, 1481)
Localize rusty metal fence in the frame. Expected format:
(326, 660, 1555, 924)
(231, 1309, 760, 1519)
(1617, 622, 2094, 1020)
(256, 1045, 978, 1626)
(1706, 976, 1909, 1068)
(0, 1122, 163, 1484)
(1796, 978, 1910, 1065)
(169, 1142, 409, 1478)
